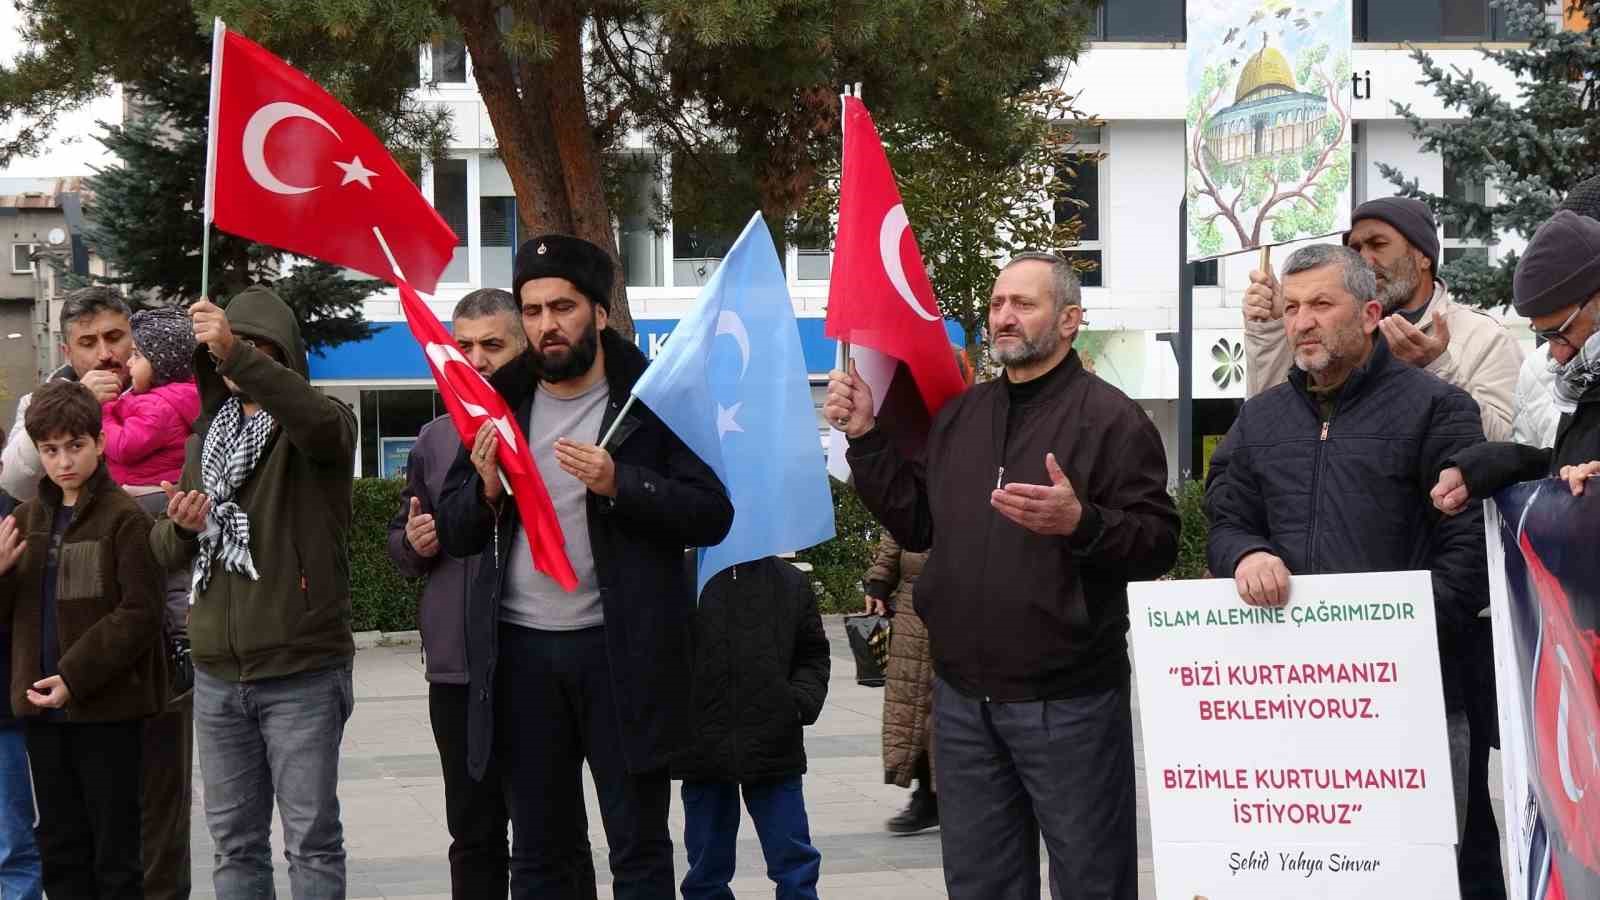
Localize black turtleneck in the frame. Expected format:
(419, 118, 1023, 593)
(1004, 351, 1075, 445)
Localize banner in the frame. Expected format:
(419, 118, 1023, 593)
(1185, 0, 1353, 260)
(1129, 572, 1459, 898)
(1486, 482, 1600, 900)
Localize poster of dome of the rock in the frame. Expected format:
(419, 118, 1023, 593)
(1185, 0, 1353, 261)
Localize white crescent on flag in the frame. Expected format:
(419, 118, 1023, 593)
(241, 101, 340, 195)
(878, 204, 941, 323)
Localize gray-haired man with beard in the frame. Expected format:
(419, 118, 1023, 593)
(827, 252, 1178, 899)
(1243, 197, 1522, 441)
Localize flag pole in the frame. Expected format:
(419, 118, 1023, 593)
(598, 394, 639, 451)
(200, 17, 225, 299)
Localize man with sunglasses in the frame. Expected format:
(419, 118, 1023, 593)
(1435, 209, 1600, 510)
(151, 287, 359, 898)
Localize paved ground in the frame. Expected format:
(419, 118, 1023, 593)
(187, 619, 1500, 898)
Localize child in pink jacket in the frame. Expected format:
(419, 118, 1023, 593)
(102, 307, 199, 487)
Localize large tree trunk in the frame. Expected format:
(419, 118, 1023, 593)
(449, 0, 635, 339)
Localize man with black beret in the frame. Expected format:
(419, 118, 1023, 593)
(1243, 196, 1523, 442)
(1436, 208, 1600, 505)
(435, 233, 734, 898)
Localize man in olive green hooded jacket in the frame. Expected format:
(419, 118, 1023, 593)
(151, 286, 357, 898)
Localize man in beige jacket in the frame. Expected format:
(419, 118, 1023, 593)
(1242, 196, 1522, 441)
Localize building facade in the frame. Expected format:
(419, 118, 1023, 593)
(316, 0, 1562, 478)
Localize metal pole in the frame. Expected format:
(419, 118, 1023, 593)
(1177, 199, 1194, 481)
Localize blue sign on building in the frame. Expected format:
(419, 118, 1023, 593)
(309, 316, 966, 382)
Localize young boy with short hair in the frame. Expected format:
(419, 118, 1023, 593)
(0, 380, 167, 898)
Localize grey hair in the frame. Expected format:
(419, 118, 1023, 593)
(58, 285, 131, 334)
(1002, 251, 1082, 313)
(453, 288, 519, 322)
(1281, 244, 1377, 302)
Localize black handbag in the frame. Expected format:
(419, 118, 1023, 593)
(844, 613, 892, 687)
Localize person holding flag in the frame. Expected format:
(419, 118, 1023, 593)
(826, 252, 1179, 900)
(435, 234, 733, 899)
(150, 287, 358, 898)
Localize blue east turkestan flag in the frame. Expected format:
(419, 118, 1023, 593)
(631, 212, 836, 594)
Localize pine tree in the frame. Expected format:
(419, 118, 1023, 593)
(1380, 0, 1600, 309)
(86, 66, 379, 351)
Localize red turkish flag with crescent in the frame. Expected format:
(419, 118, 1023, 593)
(398, 281, 578, 590)
(205, 26, 457, 293)
(824, 96, 966, 423)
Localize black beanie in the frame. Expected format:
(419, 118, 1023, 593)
(130, 307, 197, 387)
(1513, 210, 1600, 318)
(1348, 197, 1441, 276)
(512, 234, 614, 310)
(1558, 172, 1600, 222)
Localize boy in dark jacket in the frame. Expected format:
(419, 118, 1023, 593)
(0, 381, 168, 898)
(672, 557, 831, 900)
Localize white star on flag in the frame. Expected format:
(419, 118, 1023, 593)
(334, 155, 378, 189)
(717, 402, 744, 439)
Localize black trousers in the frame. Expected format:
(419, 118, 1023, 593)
(497, 624, 673, 900)
(140, 694, 192, 900)
(25, 718, 145, 899)
(1459, 617, 1507, 900)
(933, 677, 1136, 900)
(432, 681, 602, 899)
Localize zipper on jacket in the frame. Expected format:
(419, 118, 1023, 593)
(995, 466, 1005, 490)
(1320, 421, 1329, 441)
(1306, 411, 1335, 566)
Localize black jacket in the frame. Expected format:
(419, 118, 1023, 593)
(672, 557, 830, 783)
(846, 350, 1179, 702)
(1450, 393, 1600, 496)
(436, 328, 734, 779)
(1205, 338, 1487, 712)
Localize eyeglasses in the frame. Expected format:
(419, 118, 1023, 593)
(1531, 298, 1594, 349)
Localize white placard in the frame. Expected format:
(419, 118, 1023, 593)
(1130, 571, 1459, 898)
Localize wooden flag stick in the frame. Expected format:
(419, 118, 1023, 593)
(1259, 243, 1272, 274)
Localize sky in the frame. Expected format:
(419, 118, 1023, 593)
(0, 3, 124, 179)
(1184, 0, 1353, 93)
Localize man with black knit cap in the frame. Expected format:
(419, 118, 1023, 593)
(1437, 208, 1600, 502)
(436, 234, 733, 899)
(1243, 196, 1522, 441)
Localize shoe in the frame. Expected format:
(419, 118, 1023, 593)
(886, 791, 938, 835)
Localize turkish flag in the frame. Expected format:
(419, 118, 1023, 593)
(205, 25, 457, 293)
(824, 96, 965, 469)
(398, 281, 578, 590)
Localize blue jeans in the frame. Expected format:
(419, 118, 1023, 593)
(680, 776, 821, 900)
(0, 725, 41, 900)
(195, 665, 354, 900)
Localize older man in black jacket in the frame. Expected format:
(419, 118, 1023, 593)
(827, 251, 1179, 900)
(436, 235, 733, 900)
(1207, 243, 1487, 835)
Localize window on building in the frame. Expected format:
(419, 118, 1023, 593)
(1054, 127, 1104, 288)
(10, 243, 37, 275)
(1193, 259, 1219, 287)
(1351, 123, 1368, 206)
(480, 195, 516, 291)
(1357, 0, 1544, 41)
(434, 158, 470, 283)
(359, 389, 441, 478)
(1091, 0, 1184, 40)
(613, 153, 666, 287)
(791, 216, 832, 281)
(429, 38, 468, 84)
(670, 151, 764, 287)
(1442, 158, 1490, 268)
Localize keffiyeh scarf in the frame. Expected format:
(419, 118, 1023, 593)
(1550, 329, 1600, 413)
(192, 397, 275, 594)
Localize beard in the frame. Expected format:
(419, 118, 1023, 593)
(992, 323, 1062, 368)
(1375, 254, 1422, 315)
(532, 318, 601, 383)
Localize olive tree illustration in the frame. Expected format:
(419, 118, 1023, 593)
(1186, 43, 1352, 257)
